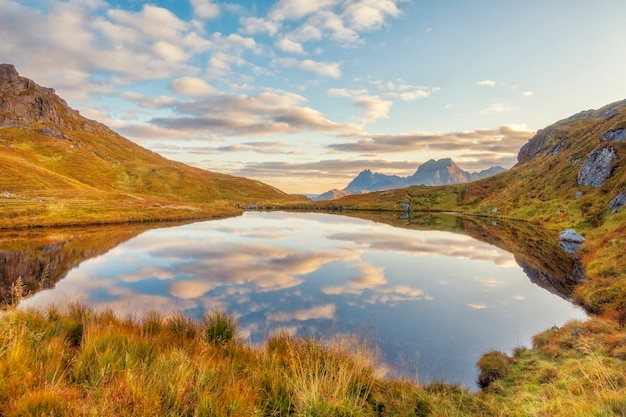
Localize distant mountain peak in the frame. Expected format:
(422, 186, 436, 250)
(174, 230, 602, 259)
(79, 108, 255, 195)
(315, 159, 507, 200)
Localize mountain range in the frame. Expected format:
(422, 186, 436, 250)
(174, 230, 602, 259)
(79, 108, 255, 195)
(313, 159, 505, 201)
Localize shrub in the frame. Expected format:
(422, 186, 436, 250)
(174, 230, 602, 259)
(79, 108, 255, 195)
(477, 351, 512, 390)
(201, 310, 238, 345)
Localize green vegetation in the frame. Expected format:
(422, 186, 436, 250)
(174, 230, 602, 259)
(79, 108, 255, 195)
(1, 305, 625, 416)
(0, 126, 307, 228)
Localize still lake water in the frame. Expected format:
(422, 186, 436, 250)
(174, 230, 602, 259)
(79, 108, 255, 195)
(18, 211, 586, 387)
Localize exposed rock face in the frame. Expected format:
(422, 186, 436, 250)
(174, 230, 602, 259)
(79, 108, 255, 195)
(0, 63, 79, 128)
(559, 229, 585, 254)
(577, 146, 617, 187)
(601, 128, 626, 142)
(609, 191, 626, 214)
(517, 128, 565, 163)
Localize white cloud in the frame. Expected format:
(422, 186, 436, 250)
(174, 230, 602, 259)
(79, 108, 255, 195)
(268, 304, 336, 321)
(355, 97, 393, 122)
(170, 76, 216, 97)
(122, 92, 177, 108)
(239, 16, 279, 36)
(342, 0, 401, 32)
(521, 91, 535, 97)
(275, 38, 306, 54)
(270, 0, 336, 22)
(153, 40, 187, 61)
(469, 303, 488, 310)
(274, 57, 342, 78)
(476, 80, 497, 87)
(190, 0, 220, 19)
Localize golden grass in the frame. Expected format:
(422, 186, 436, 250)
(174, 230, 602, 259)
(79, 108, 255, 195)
(1, 305, 625, 417)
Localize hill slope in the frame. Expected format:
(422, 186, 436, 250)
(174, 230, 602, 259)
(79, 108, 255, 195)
(317, 99, 626, 316)
(0, 64, 306, 227)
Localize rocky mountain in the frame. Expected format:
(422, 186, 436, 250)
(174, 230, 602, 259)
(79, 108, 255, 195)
(313, 159, 505, 200)
(0, 64, 306, 227)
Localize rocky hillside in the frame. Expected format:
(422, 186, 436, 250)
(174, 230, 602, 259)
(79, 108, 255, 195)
(314, 158, 505, 200)
(0, 64, 306, 227)
(316, 99, 626, 316)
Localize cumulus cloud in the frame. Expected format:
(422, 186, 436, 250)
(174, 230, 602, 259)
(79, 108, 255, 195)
(170, 76, 216, 97)
(216, 141, 298, 155)
(328, 125, 534, 165)
(275, 38, 306, 54)
(190, 0, 220, 19)
(267, 0, 403, 46)
(239, 16, 279, 36)
(232, 159, 416, 181)
(274, 57, 342, 78)
(267, 304, 336, 322)
(151, 89, 359, 136)
(122, 92, 177, 109)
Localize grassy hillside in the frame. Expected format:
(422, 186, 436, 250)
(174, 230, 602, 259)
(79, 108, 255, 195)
(315, 100, 626, 317)
(0, 65, 307, 228)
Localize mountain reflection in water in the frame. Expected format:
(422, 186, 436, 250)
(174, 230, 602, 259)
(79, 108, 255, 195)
(7, 212, 586, 387)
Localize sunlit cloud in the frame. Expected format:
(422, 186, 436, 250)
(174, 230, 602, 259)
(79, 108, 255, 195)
(474, 276, 508, 289)
(190, 0, 220, 19)
(268, 304, 336, 321)
(476, 80, 496, 87)
(274, 57, 342, 78)
(170, 280, 216, 299)
(328, 125, 533, 167)
(469, 303, 488, 310)
(119, 267, 176, 283)
(275, 38, 306, 54)
(170, 77, 216, 97)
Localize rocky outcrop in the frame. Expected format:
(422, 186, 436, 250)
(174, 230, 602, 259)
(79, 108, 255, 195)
(609, 191, 626, 214)
(601, 128, 626, 142)
(577, 146, 617, 187)
(559, 229, 585, 254)
(0, 63, 80, 128)
(517, 128, 566, 163)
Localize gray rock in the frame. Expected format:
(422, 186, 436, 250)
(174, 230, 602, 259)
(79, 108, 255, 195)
(575, 190, 583, 199)
(609, 191, 626, 214)
(40, 127, 70, 140)
(560, 229, 585, 243)
(559, 229, 585, 254)
(577, 146, 618, 187)
(601, 128, 626, 142)
(604, 108, 620, 119)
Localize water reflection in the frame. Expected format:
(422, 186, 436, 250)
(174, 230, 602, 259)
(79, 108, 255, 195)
(11, 212, 586, 387)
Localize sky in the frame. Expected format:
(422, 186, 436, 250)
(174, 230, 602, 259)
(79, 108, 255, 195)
(2, 0, 626, 194)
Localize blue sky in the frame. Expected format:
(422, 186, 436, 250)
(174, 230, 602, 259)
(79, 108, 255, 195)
(2, 0, 626, 193)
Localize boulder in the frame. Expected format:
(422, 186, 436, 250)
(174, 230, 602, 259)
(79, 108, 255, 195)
(577, 146, 617, 187)
(559, 229, 585, 254)
(560, 229, 585, 243)
(609, 191, 626, 214)
(601, 128, 626, 142)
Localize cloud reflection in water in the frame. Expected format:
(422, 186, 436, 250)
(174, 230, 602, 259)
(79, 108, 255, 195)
(21, 212, 586, 387)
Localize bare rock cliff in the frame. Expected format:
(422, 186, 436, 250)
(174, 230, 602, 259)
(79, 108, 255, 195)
(0, 63, 80, 128)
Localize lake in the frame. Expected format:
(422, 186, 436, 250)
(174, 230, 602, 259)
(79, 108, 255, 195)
(7, 211, 587, 387)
